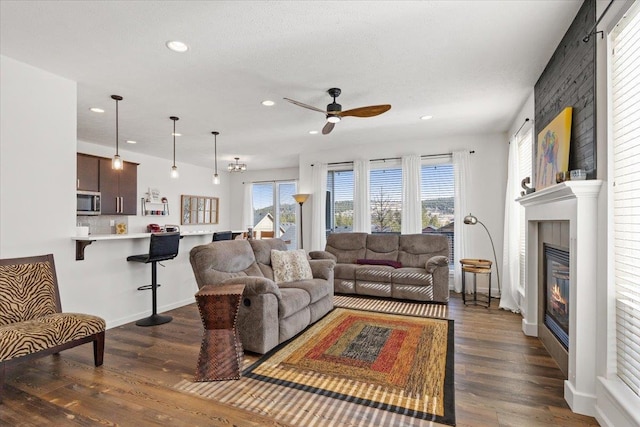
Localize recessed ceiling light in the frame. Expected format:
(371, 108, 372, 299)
(420, 115, 433, 121)
(262, 100, 275, 106)
(172, 133, 182, 137)
(126, 140, 137, 144)
(90, 107, 105, 113)
(166, 40, 189, 53)
(309, 130, 319, 135)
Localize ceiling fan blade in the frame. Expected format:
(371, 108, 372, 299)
(322, 122, 335, 135)
(283, 98, 326, 114)
(339, 104, 391, 118)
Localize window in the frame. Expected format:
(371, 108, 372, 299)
(518, 129, 533, 292)
(420, 163, 455, 264)
(611, 1, 640, 398)
(370, 166, 402, 232)
(326, 170, 354, 233)
(251, 181, 297, 248)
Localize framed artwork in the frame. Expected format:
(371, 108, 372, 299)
(535, 107, 572, 190)
(181, 195, 219, 225)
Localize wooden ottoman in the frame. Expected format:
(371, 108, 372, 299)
(194, 284, 245, 381)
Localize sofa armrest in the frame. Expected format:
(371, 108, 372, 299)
(309, 259, 336, 281)
(426, 255, 449, 273)
(220, 276, 282, 299)
(308, 250, 337, 262)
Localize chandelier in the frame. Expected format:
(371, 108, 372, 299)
(228, 157, 247, 172)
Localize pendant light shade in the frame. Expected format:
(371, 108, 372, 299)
(170, 116, 179, 179)
(212, 131, 220, 185)
(111, 95, 124, 170)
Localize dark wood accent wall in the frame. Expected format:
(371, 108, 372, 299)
(534, 0, 596, 180)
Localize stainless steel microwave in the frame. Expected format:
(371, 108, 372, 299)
(77, 190, 101, 215)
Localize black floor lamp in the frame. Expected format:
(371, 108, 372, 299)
(292, 194, 310, 249)
(463, 213, 501, 297)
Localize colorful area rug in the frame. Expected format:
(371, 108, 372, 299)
(175, 308, 455, 426)
(334, 294, 449, 319)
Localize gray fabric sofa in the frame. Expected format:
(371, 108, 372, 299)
(309, 233, 450, 303)
(189, 238, 335, 354)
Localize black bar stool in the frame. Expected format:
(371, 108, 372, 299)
(127, 232, 181, 326)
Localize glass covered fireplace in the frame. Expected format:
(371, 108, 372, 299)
(544, 244, 570, 349)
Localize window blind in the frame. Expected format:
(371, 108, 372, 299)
(327, 170, 354, 233)
(421, 164, 454, 264)
(518, 129, 533, 291)
(370, 167, 402, 232)
(612, 0, 640, 397)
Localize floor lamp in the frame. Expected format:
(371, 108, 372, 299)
(463, 213, 501, 297)
(292, 194, 310, 249)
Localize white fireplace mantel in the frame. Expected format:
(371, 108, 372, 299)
(518, 180, 603, 417)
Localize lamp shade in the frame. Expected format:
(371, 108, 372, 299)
(463, 214, 478, 225)
(292, 193, 310, 204)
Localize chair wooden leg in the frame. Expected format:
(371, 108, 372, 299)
(93, 331, 105, 366)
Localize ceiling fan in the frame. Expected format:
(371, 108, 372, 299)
(284, 88, 391, 135)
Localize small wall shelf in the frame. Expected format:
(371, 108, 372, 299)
(141, 198, 169, 216)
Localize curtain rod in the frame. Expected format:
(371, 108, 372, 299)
(312, 150, 475, 167)
(583, 0, 615, 43)
(243, 178, 297, 184)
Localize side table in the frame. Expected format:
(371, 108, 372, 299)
(194, 283, 245, 381)
(460, 258, 492, 308)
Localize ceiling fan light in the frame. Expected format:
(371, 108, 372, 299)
(327, 115, 341, 124)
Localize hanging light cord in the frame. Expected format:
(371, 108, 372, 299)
(115, 98, 119, 156)
(214, 133, 218, 175)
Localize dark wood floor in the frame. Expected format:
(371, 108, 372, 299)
(1, 294, 599, 426)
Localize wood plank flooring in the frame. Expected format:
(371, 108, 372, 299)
(1, 294, 599, 426)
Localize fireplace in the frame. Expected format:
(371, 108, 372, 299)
(544, 244, 570, 349)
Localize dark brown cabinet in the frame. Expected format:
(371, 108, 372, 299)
(99, 158, 138, 215)
(77, 153, 100, 191)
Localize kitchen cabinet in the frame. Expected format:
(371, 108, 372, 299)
(77, 153, 100, 191)
(99, 158, 138, 215)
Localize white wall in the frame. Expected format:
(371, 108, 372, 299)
(297, 133, 510, 279)
(1, 56, 232, 328)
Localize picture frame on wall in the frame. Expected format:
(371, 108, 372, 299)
(535, 106, 572, 190)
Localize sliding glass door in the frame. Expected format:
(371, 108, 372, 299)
(251, 181, 297, 248)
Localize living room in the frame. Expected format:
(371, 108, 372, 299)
(1, 1, 639, 426)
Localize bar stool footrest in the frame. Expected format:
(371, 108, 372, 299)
(137, 284, 161, 291)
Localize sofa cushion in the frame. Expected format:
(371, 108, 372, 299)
(271, 249, 313, 284)
(325, 233, 368, 263)
(0, 313, 105, 362)
(190, 240, 264, 288)
(250, 238, 288, 279)
(391, 267, 434, 286)
(334, 263, 359, 280)
(0, 260, 58, 325)
(397, 234, 449, 268)
(365, 234, 399, 260)
(279, 278, 332, 304)
(356, 259, 402, 268)
(355, 265, 394, 282)
(277, 288, 311, 318)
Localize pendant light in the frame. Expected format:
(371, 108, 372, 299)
(111, 95, 123, 170)
(212, 131, 220, 185)
(170, 116, 179, 178)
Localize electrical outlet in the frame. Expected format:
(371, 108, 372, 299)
(110, 220, 115, 226)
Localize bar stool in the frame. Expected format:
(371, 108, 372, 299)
(460, 258, 492, 308)
(127, 232, 181, 326)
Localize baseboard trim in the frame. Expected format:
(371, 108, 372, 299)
(105, 297, 194, 329)
(564, 380, 597, 417)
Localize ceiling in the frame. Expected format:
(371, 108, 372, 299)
(0, 1, 583, 171)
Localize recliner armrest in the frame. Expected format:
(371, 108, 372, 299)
(220, 276, 282, 299)
(309, 259, 336, 280)
(309, 250, 337, 262)
(426, 255, 449, 273)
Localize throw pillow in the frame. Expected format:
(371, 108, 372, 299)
(356, 258, 403, 269)
(271, 249, 313, 284)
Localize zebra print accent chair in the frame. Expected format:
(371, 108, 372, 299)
(0, 254, 105, 400)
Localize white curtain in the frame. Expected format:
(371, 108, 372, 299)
(500, 140, 521, 312)
(353, 159, 371, 232)
(452, 150, 470, 293)
(243, 183, 253, 230)
(401, 155, 422, 234)
(310, 162, 328, 251)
